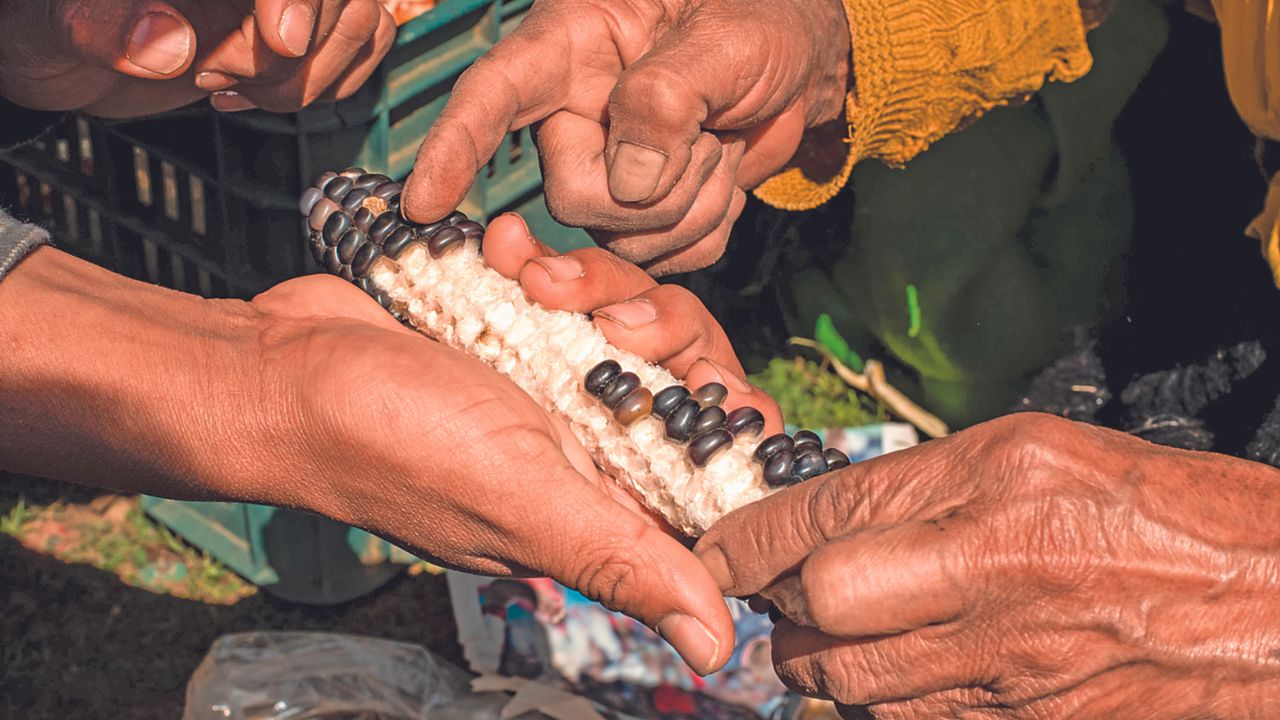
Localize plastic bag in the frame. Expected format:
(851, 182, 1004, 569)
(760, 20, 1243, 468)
(183, 632, 509, 720)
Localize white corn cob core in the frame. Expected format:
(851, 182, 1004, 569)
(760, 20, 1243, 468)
(367, 243, 774, 536)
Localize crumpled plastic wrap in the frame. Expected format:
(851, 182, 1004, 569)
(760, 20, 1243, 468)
(182, 632, 506, 720)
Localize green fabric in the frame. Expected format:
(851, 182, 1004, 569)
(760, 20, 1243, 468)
(784, 0, 1170, 428)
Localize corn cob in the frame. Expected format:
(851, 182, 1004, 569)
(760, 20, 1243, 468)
(298, 168, 851, 536)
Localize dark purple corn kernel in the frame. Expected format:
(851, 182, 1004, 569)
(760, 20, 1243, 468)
(725, 407, 766, 437)
(584, 360, 622, 397)
(339, 167, 364, 179)
(763, 449, 796, 486)
(446, 211, 467, 225)
(310, 238, 326, 265)
(338, 265, 355, 282)
(374, 291, 391, 308)
(308, 198, 340, 232)
(313, 171, 338, 189)
(340, 188, 371, 214)
(693, 382, 728, 407)
(299, 187, 324, 216)
(793, 430, 822, 446)
(427, 225, 467, 258)
(323, 246, 342, 274)
(600, 372, 641, 408)
(354, 173, 390, 192)
(369, 213, 400, 246)
(372, 182, 403, 200)
(323, 211, 351, 246)
(353, 207, 376, 232)
(823, 448, 851, 470)
(337, 228, 366, 263)
(415, 218, 448, 240)
(793, 440, 822, 458)
(665, 399, 701, 442)
(324, 175, 354, 201)
(613, 388, 654, 425)
(457, 220, 484, 242)
(692, 406, 728, 437)
(688, 428, 733, 467)
(652, 386, 691, 418)
(357, 277, 374, 294)
(792, 452, 828, 482)
(382, 226, 416, 259)
(753, 433, 794, 464)
(768, 606, 783, 624)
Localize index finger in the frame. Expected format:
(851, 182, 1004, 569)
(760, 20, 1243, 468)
(402, 21, 574, 223)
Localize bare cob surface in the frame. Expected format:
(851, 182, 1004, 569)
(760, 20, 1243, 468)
(299, 168, 851, 536)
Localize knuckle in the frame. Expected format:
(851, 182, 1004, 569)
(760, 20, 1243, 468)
(610, 65, 703, 135)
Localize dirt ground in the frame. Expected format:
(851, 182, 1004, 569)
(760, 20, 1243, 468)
(0, 473, 465, 720)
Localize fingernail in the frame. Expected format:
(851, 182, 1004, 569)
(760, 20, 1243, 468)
(210, 91, 257, 113)
(594, 300, 657, 330)
(656, 614, 719, 675)
(195, 72, 236, 92)
(698, 357, 753, 394)
(127, 12, 193, 75)
(499, 212, 537, 247)
(609, 142, 667, 203)
(532, 256, 584, 283)
(279, 2, 316, 57)
(697, 545, 734, 592)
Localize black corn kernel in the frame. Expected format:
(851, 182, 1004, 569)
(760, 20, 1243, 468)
(338, 265, 355, 282)
(339, 167, 364, 179)
(357, 277, 374, 294)
(299, 187, 323, 216)
(600, 372, 641, 408)
(457, 220, 484, 242)
(323, 246, 342, 274)
(337, 229, 366, 263)
(753, 434, 794, 464)
(446, 211, 467, 225)
(823, 448, 851, 470)
(340, 188, 371, 214)
(354, 173, 390, 192)
(585, 360, 622, 397)
(313, 171, 337, 189)
(382, 227, 416, 259)
(792, 452, 829, 482)
(323, 211, 351, 246)
(369, 213, 400, 245)
(794, 439, 821, 455)
(354, 207, 376, 232)
(768, 606, 783, 624)
(427, 225, 467, 257)
(763, 450, 796, 486)
(693, 382, 728, 407)
(652, 386, 691, 418)
(665, 399, 701, 442)
(324, 175, 354, 201)
(793, 429, 822, 446)
(309, 238, 326, 265)
(372, 182, 403, 199)
(308, 198, 339, 231)
(689, 428, 733, 467)
(613, 388, 654, 425)
(725, 407, 765, 437)
(352, 243, 381, 277)
(692, 406, 728, 437)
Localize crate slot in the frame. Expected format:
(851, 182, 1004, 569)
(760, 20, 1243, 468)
(133, 146, 153, 207)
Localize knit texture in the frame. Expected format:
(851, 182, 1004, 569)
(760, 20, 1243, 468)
(0, 208, 51, 285)
(755, 0, 1097, 211)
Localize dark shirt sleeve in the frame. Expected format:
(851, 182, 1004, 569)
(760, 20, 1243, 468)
(0, 96, 65, 151)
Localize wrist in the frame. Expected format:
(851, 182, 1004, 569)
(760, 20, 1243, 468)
(0, 247, 274, 502)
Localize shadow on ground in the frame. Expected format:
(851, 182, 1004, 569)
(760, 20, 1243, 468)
(0, 475, 463, 720)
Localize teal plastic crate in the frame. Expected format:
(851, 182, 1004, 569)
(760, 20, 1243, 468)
(0, 0, 592, 604)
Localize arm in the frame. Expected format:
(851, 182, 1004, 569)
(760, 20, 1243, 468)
(697, 414, 1280, 716)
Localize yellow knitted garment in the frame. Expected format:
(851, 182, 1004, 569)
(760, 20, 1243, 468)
(754, 0, 1095, 211)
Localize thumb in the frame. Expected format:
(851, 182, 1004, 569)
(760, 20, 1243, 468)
(797, 518, 973, 638)
(524, 461, 736, 675)
(53, 0, 196, 78)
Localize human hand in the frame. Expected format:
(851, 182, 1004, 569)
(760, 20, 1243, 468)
(244, 214, 784, 673)
(0, 0, 393, 118)
(695, 414, 1280, 717)
(403, 0, 850, 276)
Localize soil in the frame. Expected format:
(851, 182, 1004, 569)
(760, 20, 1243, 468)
(0, 473, 464, 720)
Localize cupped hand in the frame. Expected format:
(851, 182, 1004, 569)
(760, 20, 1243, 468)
(243, 215, 779, 674)
(0, 0, 393, 118)
(403, 0, 850, 276)
(695, 414, 1280, 717)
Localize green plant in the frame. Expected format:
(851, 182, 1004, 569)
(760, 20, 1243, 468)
(1, 497, 29, 536)
(749, 357, 886, 429)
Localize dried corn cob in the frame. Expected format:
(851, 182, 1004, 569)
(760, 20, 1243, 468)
(298, 168, 850, 536)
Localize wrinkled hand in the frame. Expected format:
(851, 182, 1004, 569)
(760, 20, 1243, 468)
(0, 0, 393, 118)
(404, 0, 850, 276)
(696, 414, 1280, 717)
(247, 214, 778, 674)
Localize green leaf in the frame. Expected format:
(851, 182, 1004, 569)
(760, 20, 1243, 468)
(814, 313, 864, 372)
